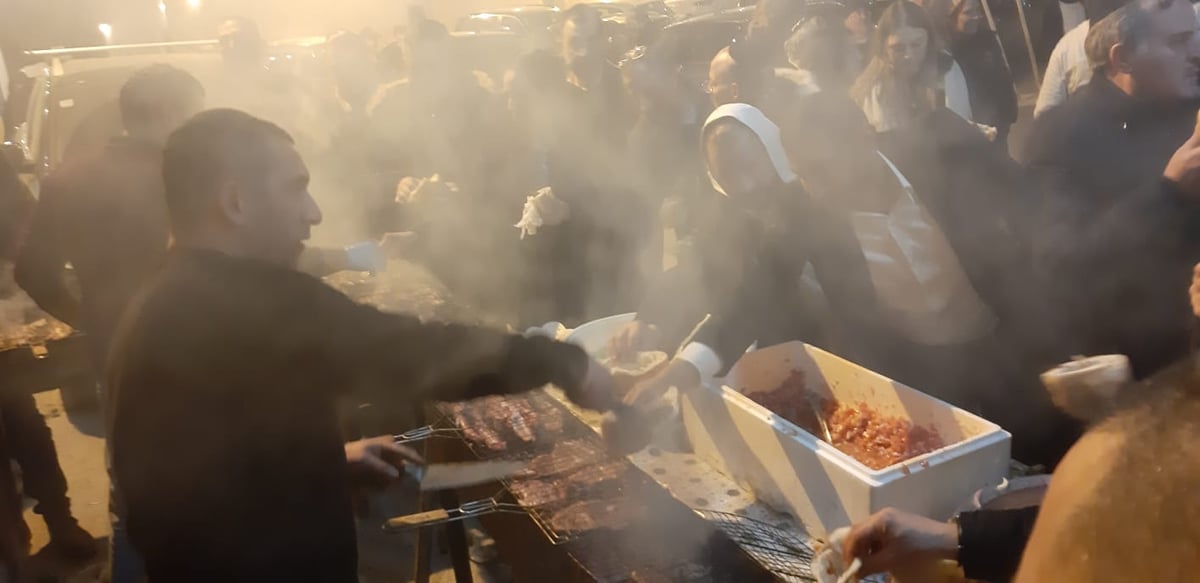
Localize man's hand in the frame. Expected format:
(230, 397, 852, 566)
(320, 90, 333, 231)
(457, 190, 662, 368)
(623, 358, 701, 409)
(1191, 262, 1200, 318)
(1163, 112, 1200, 197)
(606, 320, 661, 363)
(841, 508, 959, 575)
(396, 175, 457, 205)
(394, 176, 428, 204)
(345, 436, 425, 484)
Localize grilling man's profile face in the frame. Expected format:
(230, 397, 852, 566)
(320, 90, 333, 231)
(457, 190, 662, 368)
(238, 137, 323, 267)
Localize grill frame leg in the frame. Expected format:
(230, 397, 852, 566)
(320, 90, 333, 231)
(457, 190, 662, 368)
(440, 489, 475, 583)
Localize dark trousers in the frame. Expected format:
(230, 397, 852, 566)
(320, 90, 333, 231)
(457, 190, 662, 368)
(0, 419, 25, 579)
(0, 393, 70, 523)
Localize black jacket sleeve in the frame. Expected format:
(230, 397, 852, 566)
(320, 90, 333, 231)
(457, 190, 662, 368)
(686, 201, 778, 375)
(305, 278, 591, 404)
(684, 189, 892, 375)
(957, 506, 1040, 582)
(13, 174, 83, 327)
(0, 155, 33, 259)
(793, 195, 896, 369)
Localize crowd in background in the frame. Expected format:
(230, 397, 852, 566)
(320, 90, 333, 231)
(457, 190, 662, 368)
(2, 0, 1200, 579)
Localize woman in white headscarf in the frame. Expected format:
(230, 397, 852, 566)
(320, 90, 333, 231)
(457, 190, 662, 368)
(617, 103, 891, 407)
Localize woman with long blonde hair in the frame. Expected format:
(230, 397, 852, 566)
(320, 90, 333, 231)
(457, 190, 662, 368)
(851, 1, 963, 132)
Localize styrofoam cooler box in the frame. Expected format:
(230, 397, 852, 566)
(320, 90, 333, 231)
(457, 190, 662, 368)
(681, 341, 1011, 537)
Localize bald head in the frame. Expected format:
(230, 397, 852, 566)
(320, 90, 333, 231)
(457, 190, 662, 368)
(707, 48, 739, 107)
(706, 44, 769, 108)
(1016, 360, 1200, 581)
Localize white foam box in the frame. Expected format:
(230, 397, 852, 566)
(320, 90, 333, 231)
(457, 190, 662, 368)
(680, 341, 1011, 537)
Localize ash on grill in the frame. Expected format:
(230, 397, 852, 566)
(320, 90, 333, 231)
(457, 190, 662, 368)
(0, 275, 74, 351)
(563, 499, 779, 583)
(0, 317, 73, 351)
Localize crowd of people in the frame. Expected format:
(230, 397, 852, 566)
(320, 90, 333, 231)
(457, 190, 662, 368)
(1, 0, 1200, 579)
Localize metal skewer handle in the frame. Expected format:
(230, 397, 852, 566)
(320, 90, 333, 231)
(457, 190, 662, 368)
(393, 425, 463, 445)
(383, 497, 526, 532)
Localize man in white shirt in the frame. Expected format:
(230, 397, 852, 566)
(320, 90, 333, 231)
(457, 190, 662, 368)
(1034, 20, 1091, 116)
(1034, 0, 1129, 116)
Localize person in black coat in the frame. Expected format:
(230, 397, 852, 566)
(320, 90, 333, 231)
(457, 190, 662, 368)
(936, 0, 1020, 147)
(616, 104, 891, 408)
(1024, 0, 1200, 379)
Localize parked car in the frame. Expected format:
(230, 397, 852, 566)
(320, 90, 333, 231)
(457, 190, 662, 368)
(3, 49, 222, 195)
(455, 6, 562, 35)
(2, 38, 327, 196)
(581, 0, 676, 26)
(663, 0, 741, 20)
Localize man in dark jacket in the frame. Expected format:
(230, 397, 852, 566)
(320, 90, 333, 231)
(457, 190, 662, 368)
(17, 65, 203, 362)
(0, 155, 33, 580)
(1024, 0, 1200, 378)
(14, 64, 204, 579)
(108, 109, 618, 582)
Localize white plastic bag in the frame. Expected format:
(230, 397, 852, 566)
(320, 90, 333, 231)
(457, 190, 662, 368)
(515, 187, 570, 239)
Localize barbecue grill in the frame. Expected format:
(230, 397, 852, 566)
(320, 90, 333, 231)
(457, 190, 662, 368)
(388, 389, 810, 581)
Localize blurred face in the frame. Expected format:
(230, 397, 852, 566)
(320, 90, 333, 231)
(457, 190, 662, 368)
(886, 25, 930, 78)
(705, 123, 783, 215)
(845, 9, 870, 45)
(706, 49, 739, 107)
(231, 138, 323, 267)
(954, 0, 985, 36)
(563, 17, 603, 68)
(1126, 0, 1200, 101)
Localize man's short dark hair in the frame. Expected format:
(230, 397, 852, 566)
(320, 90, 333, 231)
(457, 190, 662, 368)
(162, 109, 292, 232)
(119, 64, 204, 132)
(1048, 359, 1200, 580)
(1086, 0, 1178, 70)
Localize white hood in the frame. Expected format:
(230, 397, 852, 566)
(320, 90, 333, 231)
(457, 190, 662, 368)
(702, 103, 798, 196)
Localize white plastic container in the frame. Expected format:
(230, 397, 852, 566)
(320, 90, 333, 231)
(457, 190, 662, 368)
(680, 341, 1011, 536)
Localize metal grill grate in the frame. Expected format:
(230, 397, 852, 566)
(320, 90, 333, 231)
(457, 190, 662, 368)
(695, 509, 818, 582)
(439, 390, 592, 461)
(437, 391, 641, 545)
(565, 516, 779, 583)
